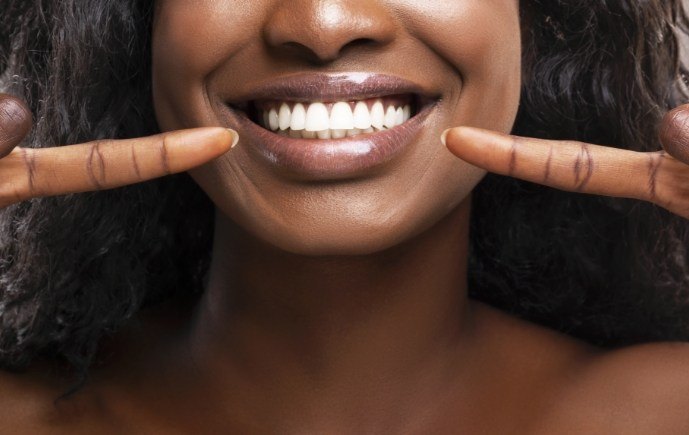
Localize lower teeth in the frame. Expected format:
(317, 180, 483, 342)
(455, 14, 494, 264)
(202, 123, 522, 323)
(275, 127, 382, 139)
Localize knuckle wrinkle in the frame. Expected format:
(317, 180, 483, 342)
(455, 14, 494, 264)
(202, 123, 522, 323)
(87, 141, 107, 190)
(159, 134, 172, 175)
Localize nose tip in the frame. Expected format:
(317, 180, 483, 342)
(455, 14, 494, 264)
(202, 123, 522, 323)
(264, 0, 397, 63)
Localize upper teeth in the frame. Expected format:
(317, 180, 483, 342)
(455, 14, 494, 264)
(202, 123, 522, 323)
(260, 99, 412, 139)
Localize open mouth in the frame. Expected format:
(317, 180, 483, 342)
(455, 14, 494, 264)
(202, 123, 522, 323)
(221, 73, 438, 179)
(245, 94, 419, 140)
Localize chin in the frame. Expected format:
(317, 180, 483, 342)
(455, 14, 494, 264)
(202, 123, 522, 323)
(209, 181, 475, 258)
(252, 219, 421, 257)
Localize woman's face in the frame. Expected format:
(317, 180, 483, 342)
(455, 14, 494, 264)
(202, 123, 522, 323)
(152, 0, 521, 255)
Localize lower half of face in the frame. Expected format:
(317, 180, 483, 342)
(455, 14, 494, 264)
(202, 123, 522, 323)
(152, 0, 521, 255)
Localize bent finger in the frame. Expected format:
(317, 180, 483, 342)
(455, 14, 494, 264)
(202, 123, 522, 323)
(443, 127, 654, 201)
(0, 127, 237, 206)
(660, 104, 689, 165)
(0, 95, 32, 158)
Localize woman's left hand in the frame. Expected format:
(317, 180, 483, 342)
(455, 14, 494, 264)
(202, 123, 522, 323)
(442, 105, 689, 219)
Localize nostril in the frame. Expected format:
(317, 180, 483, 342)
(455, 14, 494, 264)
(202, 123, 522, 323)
(341, 37, 378, 52)
(278, 41, 316, 59)
(273, 41, 338, 65)
(278, 38, 381, 64)
(263, 1, 397, 64)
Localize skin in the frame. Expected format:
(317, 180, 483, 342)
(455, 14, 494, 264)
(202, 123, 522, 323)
(2, 1, 689, 433)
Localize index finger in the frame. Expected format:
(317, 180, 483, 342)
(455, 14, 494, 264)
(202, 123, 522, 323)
(442, 127, 657, 201)
(0, 127, 238, 206)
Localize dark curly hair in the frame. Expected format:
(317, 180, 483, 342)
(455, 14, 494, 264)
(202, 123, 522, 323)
(0, 0, 688, 386)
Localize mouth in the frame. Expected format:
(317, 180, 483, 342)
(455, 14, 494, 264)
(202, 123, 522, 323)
(223, 73, 438, 180)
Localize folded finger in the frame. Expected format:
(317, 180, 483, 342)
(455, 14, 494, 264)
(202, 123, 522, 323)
(660, 104, 689, 165)
(0, 95, 32, 158)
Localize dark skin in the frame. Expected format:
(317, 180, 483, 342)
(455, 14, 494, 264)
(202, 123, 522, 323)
(3, 1, 689, 433)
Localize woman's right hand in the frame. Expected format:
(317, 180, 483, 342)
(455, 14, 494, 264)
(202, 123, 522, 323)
(0, 94, 237, 208)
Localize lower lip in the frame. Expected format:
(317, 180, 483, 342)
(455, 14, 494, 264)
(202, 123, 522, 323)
(226, 103, 435, 180)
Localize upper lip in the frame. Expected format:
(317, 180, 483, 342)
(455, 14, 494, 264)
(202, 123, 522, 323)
(227, 72, 437, 107)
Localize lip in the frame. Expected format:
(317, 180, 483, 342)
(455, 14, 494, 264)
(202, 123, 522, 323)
(221, 73, 438, 180)
(228, 72, 436, 106)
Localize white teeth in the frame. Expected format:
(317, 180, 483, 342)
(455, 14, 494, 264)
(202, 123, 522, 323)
(370, 100, 385, 130)
(290, 103, 306, 130)
(261, 99, 413, 139)
(330, 102, 354, 130)
(332, 129, 348, 139)
(305, 102, 330, 132)
(268, 108, 279, 131)
(353, 102, 371, 130)
(278, 103, 291, 131)
(384, 106, 397, 129)
(395, 107, 405, 126)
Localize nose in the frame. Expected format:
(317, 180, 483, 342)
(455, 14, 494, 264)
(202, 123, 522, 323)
(263, 0, 397, 63)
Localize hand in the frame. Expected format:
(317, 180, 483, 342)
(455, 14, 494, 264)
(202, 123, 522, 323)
(0, 94, 238, 208)
(442, 105, 689, 219)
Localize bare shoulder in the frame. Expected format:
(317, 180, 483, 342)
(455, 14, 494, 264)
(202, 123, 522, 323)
(587, 340, 689, 380)
(537, 341, 689, 434)
(582, 341, 689, 407)
(472, 302, 689, 433)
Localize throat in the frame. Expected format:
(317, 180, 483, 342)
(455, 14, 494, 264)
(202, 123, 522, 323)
(187, 199, 474, 399)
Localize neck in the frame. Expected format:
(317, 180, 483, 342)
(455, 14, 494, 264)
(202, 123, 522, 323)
(187, 197, 475, 421)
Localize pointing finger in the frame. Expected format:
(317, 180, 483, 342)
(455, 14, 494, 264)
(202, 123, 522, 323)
(0, 127, 237, 207)
(442, 126, 655, 201)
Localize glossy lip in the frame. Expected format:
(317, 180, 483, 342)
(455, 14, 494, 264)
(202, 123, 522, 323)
(228, 72, 436, 106)
(222, 73, 439, 180)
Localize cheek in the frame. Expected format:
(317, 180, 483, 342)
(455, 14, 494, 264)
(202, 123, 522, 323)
(151, 2, 259, 130)
(399, 0, 522, 131)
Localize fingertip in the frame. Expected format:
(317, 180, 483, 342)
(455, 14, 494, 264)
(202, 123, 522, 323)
(442, 126, 494, 149)
(227, 128, 239, 148)
(212, 127, 239, 152)
(178, 127, 239, 155)
(441, 128, 451, 147)
(441, 127, 469, 149)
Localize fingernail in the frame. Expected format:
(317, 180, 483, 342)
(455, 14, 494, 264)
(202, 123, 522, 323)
(227, 128, 239, 148)
(441, 128, 451, 147)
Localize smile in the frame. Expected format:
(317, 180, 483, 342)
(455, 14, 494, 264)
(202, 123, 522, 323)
(223, 73, 438, 180)
(255, 96, 413, 140)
